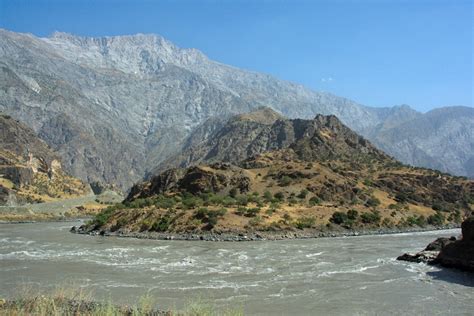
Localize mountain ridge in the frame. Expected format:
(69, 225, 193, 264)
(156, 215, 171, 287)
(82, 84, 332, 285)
(0, 29, 472, 190)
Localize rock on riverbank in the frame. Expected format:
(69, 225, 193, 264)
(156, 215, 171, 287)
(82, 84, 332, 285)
(397, 217, 474, 271)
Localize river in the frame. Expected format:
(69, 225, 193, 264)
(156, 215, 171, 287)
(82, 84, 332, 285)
(0, 222, 473, 315)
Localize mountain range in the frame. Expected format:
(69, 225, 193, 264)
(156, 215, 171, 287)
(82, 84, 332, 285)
(0, 29, 472, 190)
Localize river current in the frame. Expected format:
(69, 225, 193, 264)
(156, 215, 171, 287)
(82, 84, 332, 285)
(0, 222, 473, 315)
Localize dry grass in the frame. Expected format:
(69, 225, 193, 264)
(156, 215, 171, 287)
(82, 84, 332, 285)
(0, 286, 243, 316)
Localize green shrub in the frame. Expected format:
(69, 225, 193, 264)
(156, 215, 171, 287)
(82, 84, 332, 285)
(235, 206, 247, 216)
(245, 207, 260, 217)
(330, 211, 348, 225)
(308, 196, 321, 206)
(248, 216, 263, 226)
(182, 196, 202, 209)
(365, 197, 381, 207)
(427, 212, 445, 226)
(263, 191, 273, 202)
(274, 192, 285, 201)
(406, 215, 426, 227)
(152, 215, 172, 232)
(347, 209, 358, 220)
(295, 216, 316, 229)
(360, 211, 381, 224)
(229, 188, 238, 198)
(297, 189, 309, 199)
(279, 176, 292, 186)
(236, 195, 249, 206)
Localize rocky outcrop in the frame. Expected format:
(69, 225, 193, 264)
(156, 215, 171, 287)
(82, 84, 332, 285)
(397, 236, 457, 263)
(126, 163, 251, 201)
(437, 217, 474, 271)
(398, 217, 474, 271)
(0, 113, 89, 205)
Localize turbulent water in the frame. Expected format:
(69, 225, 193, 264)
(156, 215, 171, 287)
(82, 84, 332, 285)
(0, 222, 473, 315)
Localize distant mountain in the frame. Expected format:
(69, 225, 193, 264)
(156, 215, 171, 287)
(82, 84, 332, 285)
(84, 114, 473, 238)
(0, 113, 89, 205)
(0, 29, 471, 190)
(368, 106, 474, 178)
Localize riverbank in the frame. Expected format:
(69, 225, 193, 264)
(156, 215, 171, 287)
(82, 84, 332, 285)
(0, 292, 242, 316)
(71, 223, 460, 242)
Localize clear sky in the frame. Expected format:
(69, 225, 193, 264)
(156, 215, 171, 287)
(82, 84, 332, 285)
(0, 0, 472, 112)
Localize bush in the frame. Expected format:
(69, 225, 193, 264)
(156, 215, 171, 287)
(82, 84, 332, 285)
(347, 209, 358, 220)
(287, 197, 298, 206)
(194, 207, 227, 228)
(295, 216, 316, 229)
(297, 189, 309, 199)
(279, 176, 292, 186)
(248, 216, 263, 226)
(182, 196, 202, 209)
(274, 192, 285, 201)
(245, 207, 260, 217)
(263, 191, 273, 202)
(330, 211, 348, 225)
(427, 212, 445, 226)
(365, 197, 381, 207)
(406, 215, 426, 227)
(309, 196, 321, 206)
(360, 211, 381, 224)
(229, 188, 238, 198)
(235, 206, 247, 216)
(152, 215, 173, 232)
(236, 195, 249, 206)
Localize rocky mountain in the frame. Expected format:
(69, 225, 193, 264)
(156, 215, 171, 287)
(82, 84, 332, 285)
(0, 29, 472, 190)
(0, 113, 90, 205)
(368, 106, 474, 178)
(152, 107, 388, 174)
(81, 114, 473, 238)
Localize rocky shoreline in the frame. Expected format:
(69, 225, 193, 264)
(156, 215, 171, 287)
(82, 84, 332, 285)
(70, 224, 460, 242)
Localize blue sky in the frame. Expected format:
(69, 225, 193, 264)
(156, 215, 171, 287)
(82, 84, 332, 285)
(0, 0, 472, 112)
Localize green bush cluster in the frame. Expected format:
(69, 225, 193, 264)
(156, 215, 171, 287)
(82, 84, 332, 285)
(235, 206, 260, 217)
(405, 215, 426, 227)
(294, 216, 316, 229)
(329, 209, 359, 228)
(193, 207, 227, 228)
(360, 210, 381, 224)
(427, 212, 445, 226)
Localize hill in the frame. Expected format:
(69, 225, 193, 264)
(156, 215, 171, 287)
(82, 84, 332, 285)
(78, 114, 473, 239)
(0, 113, 90, 206)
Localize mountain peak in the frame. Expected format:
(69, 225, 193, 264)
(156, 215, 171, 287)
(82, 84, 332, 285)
(233, 107, 284, 125)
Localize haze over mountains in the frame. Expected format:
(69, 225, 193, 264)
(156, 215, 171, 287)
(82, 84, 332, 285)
(0, 29, 472, 190)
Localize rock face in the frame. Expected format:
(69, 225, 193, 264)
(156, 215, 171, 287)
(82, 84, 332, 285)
(126, 163, 251, 201)
(0, 113, 89, 205)
(0, 29, 472, 190)
(437, 217, 474, 271)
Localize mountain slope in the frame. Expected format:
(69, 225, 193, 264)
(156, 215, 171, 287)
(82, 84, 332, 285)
(0, 29, 472, 191)
(0, 113, 90, 205)
(370, 106, 474, 177)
